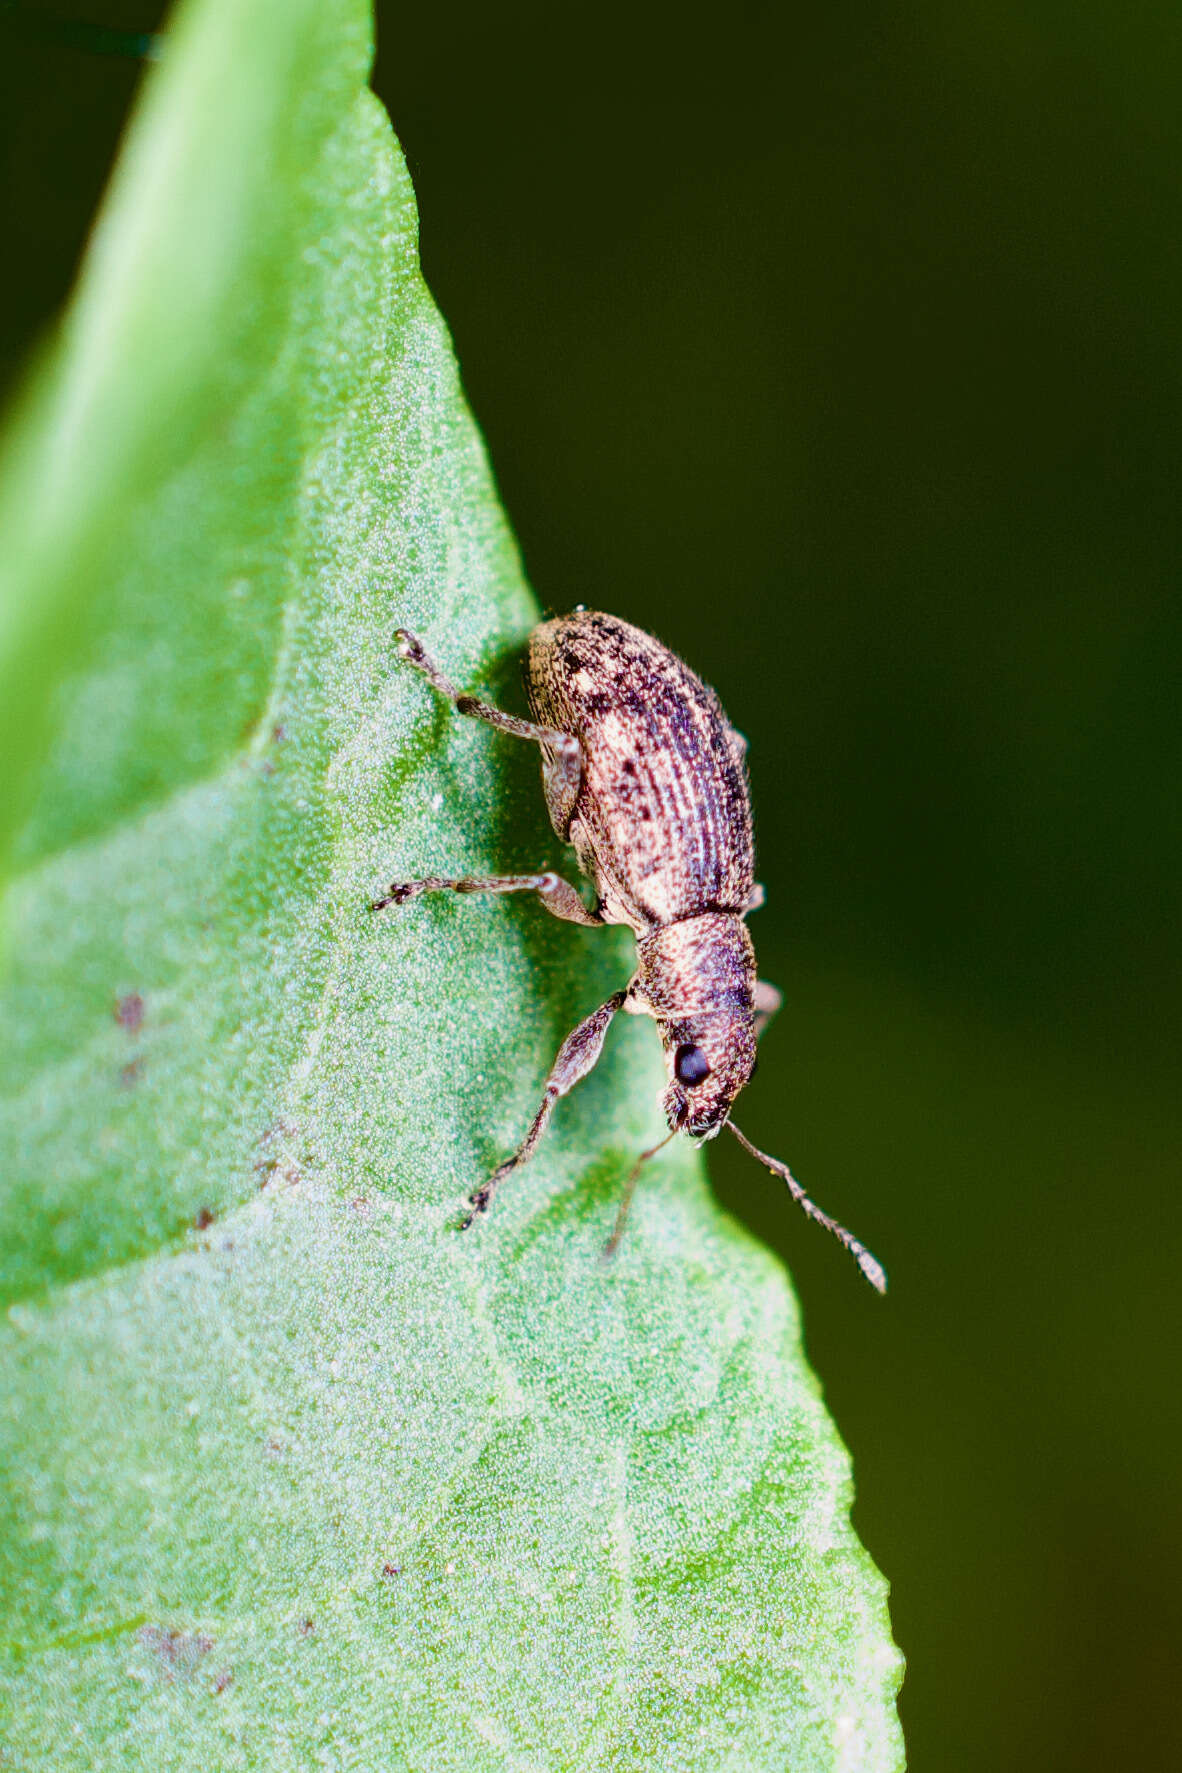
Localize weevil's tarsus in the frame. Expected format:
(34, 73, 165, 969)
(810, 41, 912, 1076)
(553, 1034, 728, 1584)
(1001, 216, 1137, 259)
(395, 627, 582, 811)
(603, 1128, 677, 1259)
(459, 990, 628, 1227)
(370, 870, 599, 926)
(460, 1093, 556, 1228)
(727, 1121, 887, 1294)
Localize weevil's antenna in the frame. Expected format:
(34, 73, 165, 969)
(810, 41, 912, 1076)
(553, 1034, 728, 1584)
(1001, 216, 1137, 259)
(603, 1129, 677, 1259)
(727, 1122, 887, 1294)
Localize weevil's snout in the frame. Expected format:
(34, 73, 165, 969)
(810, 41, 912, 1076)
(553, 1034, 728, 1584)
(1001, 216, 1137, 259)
(660, 1018, 757, 1141)
(662, 1083, 729, 1140)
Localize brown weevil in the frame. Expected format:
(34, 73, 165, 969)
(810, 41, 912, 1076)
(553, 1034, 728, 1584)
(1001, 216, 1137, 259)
(372, 611, 886, 1291)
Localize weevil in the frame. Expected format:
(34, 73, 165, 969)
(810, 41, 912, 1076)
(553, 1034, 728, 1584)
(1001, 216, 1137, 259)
(372, 611, 885, 1291)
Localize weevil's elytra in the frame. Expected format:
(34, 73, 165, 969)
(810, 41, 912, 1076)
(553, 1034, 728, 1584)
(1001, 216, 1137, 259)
(372, 612, 886, 1292)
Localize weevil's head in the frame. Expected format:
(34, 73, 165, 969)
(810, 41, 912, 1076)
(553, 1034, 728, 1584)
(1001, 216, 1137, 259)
(632, 914, 759, 1140)
(659, 1017, 758, 1138)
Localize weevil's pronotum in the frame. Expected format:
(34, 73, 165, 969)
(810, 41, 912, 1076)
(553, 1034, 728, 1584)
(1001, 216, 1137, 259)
(372, 611, 886, 1291)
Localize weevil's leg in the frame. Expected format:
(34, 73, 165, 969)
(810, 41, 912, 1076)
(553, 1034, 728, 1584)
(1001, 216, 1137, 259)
(395, 628, 582, 809)
(461, 989, 628, 1225)
(753, 978, 782, 1039)
(603, 1128, 676, 1258)
(727, 1121, 887, 1293)
(369, 870, 599, 926)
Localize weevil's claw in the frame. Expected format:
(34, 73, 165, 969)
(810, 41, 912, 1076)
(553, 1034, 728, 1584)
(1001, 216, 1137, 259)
(459, 1160, 517, 1229)
(456, 1196, 483, 1232)
(369, 883, 412, 913)
(461, 1184, 494, 1228)
(394, 628, 424, 662)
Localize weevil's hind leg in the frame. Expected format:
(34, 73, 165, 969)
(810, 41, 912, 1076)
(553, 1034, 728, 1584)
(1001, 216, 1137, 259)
(395, 628, 582, 810)
(603, 1128, 676, 1258)
(462, 989, 627, 1225)
(753, 978, 782, 1040)
(369, 870, 600, 926)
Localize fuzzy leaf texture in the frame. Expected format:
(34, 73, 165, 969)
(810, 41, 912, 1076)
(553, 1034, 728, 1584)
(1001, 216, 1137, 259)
(0, 1, 903, 1767)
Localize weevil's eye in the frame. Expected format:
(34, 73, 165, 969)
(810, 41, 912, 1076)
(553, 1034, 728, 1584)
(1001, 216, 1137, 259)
(674, 1043, 711, 1087)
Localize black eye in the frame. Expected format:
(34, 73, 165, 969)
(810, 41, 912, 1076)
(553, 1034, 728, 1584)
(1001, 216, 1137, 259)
(674, 1043, 711, 1086)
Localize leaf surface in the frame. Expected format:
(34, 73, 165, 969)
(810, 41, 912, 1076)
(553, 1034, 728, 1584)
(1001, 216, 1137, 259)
(0, 2, 903, 1766)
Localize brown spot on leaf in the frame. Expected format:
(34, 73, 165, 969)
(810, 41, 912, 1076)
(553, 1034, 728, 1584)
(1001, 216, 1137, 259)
(258, 1120, 295, 1145)
(119, 1057, 144, 1089)
(115, 993, 144, 1032)
(137, 1625, 213, 1679)
(212, 1667, 234, 1695)
(297, 1617, 315, 1637)
(254, 1121, 297, 1186)
(272, 724, 287, 743)
(381, 1563, 402, 1580)
(193, 1207, 215, 1230)
(254, 1122, 300, 1187)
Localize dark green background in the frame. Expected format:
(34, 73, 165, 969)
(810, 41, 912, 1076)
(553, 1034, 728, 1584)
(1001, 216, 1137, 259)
(3, 3, 1179, 1767)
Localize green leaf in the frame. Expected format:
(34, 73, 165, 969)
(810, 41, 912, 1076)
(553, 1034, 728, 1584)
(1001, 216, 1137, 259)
(0, 1, 904, 1766)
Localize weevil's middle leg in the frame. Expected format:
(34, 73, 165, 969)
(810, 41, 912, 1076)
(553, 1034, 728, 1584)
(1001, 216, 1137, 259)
(369, 870, 600, 926)
(395, 628, 582, 813)
(461, 989, 627, 1226)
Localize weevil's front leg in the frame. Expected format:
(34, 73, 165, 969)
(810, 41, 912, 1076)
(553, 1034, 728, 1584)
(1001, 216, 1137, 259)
(369, 870, 600, 926)
(753, 978, 782, 1040)
(396, 628, 582, 812)
(462, 989, 628, 1225)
